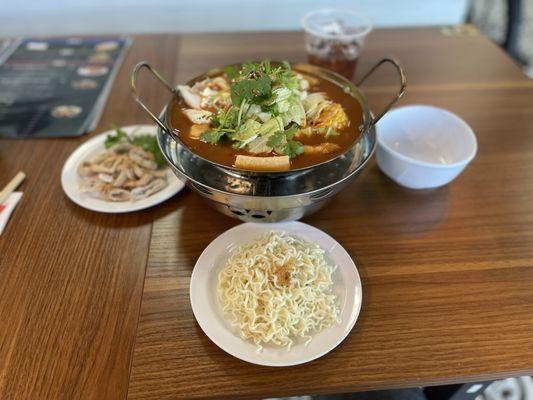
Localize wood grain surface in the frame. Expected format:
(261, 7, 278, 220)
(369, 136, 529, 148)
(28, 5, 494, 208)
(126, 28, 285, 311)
(0, 36, 181, 399)
(127, 29, 533, 399)
(1, 28, 532, 400)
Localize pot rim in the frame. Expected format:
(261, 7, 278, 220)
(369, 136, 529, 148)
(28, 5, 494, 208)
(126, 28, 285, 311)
(157, 110, 378, 199)
(164, 62, 375, 175)
(131, 58, 405, 176)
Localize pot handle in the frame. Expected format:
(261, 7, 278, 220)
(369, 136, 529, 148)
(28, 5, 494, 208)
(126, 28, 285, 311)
(356, 58, 406, 127)
(131, 61, 175, 132)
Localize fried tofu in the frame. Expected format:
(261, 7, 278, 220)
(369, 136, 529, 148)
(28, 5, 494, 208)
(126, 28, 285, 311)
(303, 143, 341, 155)
(190, 124, 210, 139)
(235, 155, 290, 171)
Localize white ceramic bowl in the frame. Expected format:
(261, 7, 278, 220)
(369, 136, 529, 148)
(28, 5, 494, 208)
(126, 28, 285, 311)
(376, 105, 477, 189)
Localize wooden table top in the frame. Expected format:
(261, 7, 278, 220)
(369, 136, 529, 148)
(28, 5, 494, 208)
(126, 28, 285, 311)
(1, 27, 532, 400)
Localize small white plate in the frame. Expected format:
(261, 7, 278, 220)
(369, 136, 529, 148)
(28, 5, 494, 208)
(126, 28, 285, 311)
(61, 125, 185, 213)
(190, 221, 362, 367)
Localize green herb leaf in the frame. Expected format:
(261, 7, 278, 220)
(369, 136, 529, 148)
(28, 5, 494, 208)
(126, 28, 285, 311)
(283, 123, 299, 140)
(105, 126, 166, 168)
(241, 60, 259, 76)
(266, 124, 300, 155)
(223, 65, 239, 80)
(201, 129, 226, 144)
(230, 80, 252, 107)
(255, 74, 272, 97)
(105, 125, 128, 148)
(284, 140, 304, 158)
(223, 106, 239, 128)
(266, 130, 285, 149)
(210, 114, 221, 127)
(130, 134, 166, 168)
(262, 59, 271, 74)
(207, 60, 309, 160)
(230, 75, 272, 106)
(281, 61, 292, 76)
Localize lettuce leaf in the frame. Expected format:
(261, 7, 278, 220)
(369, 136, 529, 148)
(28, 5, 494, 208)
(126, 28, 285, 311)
(268, 87, 292, 112)
(302, 92, 330, 120)
(279, 96, 306, 126)
(245, 117, 283, 154)
(266, 124, 303, 157)
(267, 86, 306, 126)
(232, 119, 261, 147)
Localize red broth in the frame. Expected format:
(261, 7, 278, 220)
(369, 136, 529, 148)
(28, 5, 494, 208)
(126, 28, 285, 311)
(170, 69, 363, 170)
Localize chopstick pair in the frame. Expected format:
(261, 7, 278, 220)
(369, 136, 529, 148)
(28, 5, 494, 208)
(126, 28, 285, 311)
(0, 172, 25, 211)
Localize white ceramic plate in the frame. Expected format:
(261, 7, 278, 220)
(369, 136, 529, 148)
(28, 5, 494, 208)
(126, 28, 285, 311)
(190, 221, 362, 367)
(61, 125, 185, 213)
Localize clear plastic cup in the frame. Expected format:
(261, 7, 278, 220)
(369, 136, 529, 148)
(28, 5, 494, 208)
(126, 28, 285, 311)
(302, 9, 373, 79)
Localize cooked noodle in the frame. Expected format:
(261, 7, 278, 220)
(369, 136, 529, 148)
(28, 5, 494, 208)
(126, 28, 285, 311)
(217, 231, 341, 351)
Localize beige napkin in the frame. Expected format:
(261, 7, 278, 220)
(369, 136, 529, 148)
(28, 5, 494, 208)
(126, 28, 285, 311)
(0, 192, 22, 235)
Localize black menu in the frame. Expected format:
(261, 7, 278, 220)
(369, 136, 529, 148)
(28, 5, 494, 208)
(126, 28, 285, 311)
(0, 37, 130, 138)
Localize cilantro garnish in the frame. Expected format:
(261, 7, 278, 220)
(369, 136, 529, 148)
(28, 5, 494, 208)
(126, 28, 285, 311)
(266, 131, 285, 149)
(131, 135, 166, 167)
(105, 125, 128, 148)
(104, 126, 166, 168)
(207, 60, 310, 158)
(284, 140, 304, 158)
(230, 74, 272, 106)
(266, 124, 303, 158)
(201, 129, 227, 144)
(283, 124, 299, 139)
(223, 65, 239, 80)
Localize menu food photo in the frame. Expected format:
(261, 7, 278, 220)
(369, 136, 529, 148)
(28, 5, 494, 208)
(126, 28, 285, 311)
(0, 36, 130, 138)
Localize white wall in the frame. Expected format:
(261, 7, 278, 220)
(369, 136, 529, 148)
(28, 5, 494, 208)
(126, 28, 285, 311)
(0, 0, 469, 37)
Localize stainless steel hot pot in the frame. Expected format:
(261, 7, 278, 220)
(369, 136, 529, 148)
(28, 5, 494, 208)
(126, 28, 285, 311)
(131, 59, 406, 222)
